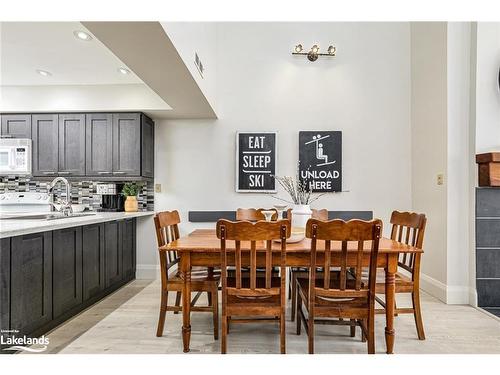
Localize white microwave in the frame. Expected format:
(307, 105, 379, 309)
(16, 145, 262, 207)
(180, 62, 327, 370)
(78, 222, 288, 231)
(0, 138, 32, 176)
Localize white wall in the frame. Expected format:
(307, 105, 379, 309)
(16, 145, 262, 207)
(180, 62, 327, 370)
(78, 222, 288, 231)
(410, 22, 448, 300)
(475, 22, 500, 153)
(151, 22, 412, 240)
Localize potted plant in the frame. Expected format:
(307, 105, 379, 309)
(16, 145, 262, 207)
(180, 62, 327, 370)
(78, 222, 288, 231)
(271, 170, 325, 242)
(122, 183, 141, 212)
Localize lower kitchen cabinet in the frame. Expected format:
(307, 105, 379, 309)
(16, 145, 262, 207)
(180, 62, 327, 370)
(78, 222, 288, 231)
(105, 220, 123, 287)
(53, 227, 83, 318)
(10, 232, 53, 335)
(0, 239, 10, 335)
(121, 219, 136, 280)
(82, 223, 105, 301)
(1, 217, 138, 342)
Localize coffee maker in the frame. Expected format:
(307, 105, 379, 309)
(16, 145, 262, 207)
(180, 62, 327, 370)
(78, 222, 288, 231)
(97, 183, 124, 212)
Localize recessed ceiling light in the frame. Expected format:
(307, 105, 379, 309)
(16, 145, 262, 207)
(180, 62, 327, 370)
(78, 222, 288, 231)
(73, 30, 93, 41)
(36, 69, 52, 77)
(117, 67, 131, 75)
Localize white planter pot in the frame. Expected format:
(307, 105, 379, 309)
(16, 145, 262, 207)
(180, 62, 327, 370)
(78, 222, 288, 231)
(288, 204, 312, 243)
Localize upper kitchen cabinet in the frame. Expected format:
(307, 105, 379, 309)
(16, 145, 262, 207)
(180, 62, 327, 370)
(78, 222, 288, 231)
(32, 114, 59, 177)
(58, 114, 86, 176)
(141, 114, 155, 178)
(0, 114, 32, 139)
(112, 113, 141, 176)
(86, 113, 113, 176)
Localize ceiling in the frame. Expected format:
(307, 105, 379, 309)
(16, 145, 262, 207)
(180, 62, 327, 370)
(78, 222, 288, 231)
(1, 22, 142, 86)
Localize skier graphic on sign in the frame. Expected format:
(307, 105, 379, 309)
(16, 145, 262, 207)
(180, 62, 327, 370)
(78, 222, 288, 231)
(304, 134, 336, 167)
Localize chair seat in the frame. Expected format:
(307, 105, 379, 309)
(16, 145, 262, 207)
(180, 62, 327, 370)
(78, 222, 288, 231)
(226, 276, 282, 315)
(168, 266, 220, 284)
(360, 270, 414, 293)
(296, 277, 369, 319)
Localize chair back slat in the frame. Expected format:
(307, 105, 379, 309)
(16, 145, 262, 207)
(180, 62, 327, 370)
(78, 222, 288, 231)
(390, 211, 426, 274)
(306, 219, 382, 303)
(236, 208, 278, 221)
(154, 210, 182, 275)
(217, 219, 291, 299)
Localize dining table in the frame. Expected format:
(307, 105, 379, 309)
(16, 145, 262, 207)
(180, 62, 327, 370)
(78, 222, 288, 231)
(163, 228, 423, 354)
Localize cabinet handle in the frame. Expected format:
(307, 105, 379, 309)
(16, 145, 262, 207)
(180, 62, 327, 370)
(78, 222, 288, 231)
(43, 172, 55, 175)
(113, 172, 126, 174)
(59, 172, 71, 175)
(98, 171, 111, 175)
(0, 135, 13, 138)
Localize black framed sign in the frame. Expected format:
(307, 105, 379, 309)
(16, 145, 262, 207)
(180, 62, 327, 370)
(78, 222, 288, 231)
(299, 131, 342, 192)
(236, 132, 277, 192)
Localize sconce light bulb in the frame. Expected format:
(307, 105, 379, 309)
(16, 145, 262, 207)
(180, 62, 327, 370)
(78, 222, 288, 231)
(295, 44, 303, 53)
(311, 45, 319, 53)
(328, 45, 336, 55)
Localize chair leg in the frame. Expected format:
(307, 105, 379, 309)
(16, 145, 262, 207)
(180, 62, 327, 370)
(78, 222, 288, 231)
(361, 319, 367, 342)
(173, 291, 181, 314)
(207, 291, 212, 306)
(367, 313, 375, 354)
(394, 298, 398, 317)
(156, 290, 168, 337)
(280, 311, 286, 354)
(221, 315, 227, 354)
(296, 292, 302, 335)
(350, 319, 356, 337)
(412, 289, 426, 340)
(288, 268, 292, 299)
(212, 287, 219, 340)
(291, 273, 297, 321)
(308, 313, 314, 354)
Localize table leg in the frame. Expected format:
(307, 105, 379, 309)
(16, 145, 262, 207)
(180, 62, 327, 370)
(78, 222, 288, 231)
(181, 252, 192, 353)
(385, 254, 397, 354)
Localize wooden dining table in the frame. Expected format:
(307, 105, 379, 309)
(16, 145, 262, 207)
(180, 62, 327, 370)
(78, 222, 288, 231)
(163, 229, 423, 354)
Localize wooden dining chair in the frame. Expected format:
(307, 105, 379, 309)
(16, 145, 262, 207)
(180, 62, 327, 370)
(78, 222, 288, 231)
(216, 219, 291, 354)
(370, 211, 427, 340)
(295, 219, 382, 354)
(154, 210, 220, 340)
(289, 208, 329, 321)
(236, 208, 278, 221)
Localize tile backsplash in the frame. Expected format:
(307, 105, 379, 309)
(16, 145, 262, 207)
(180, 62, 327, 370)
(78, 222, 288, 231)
(0, 177, 154, 211)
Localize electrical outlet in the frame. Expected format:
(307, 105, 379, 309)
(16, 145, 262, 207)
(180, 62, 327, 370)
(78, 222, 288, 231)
(437, 174, 444, 186)
(155, 184, 162, 193)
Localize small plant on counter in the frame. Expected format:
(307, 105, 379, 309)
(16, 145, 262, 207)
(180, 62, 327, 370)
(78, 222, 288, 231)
(122, 183, 141, 197)
(122, 183, 141, 212)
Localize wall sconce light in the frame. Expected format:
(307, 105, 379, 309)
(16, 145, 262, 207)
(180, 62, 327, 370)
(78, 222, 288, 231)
(292, 43, 336, 62)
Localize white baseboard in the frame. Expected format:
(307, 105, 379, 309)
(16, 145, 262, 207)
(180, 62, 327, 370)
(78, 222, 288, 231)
(136, 264, 160, 280)
(446, 285, 471, 304)
(420, 273, 447, 302)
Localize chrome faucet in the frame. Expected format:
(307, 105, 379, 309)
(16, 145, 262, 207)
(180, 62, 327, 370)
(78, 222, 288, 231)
(49, 177, 73, 216)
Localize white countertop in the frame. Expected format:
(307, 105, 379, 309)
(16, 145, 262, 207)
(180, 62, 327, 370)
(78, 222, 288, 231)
(0, 211, 154, 239)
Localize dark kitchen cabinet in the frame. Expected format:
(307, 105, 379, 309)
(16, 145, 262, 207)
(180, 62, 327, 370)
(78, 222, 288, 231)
(10, 232, 52, 335)
(32, 114, 59, 177)
(0, 239, 10, 335)
(82, 223, 105, 301)
(0, 114, 32, 138)
(58, 114, 86, 176)
(104, 221, 122, 287)
(141, 114, 155, 178)
(53, 227, 83, 318)
(120, 219, 136, 280)
(112, 113, 141, 176)
(86, 113, 113, 177)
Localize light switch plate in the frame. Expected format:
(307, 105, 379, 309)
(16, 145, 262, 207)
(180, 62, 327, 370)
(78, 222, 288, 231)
(155, 184, 162, 193)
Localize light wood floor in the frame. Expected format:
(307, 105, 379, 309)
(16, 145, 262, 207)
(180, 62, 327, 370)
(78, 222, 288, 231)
(29, 279, 500, 354)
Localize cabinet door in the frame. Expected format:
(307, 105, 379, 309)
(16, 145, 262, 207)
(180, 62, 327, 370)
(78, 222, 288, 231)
(141, 114, 155, 178)
(58, 114, 86, 176)
(53, 227, 83, 318)
(1, 114, 32, 138)
(120, 219, 136, 280)
(0, 239, 10, 338)
(11, 232, 52, 335)
(82, 223, 105, 301)
(32, 114, 59, 177)
(86, 113, 113, 176)
(104, 221, 122, 287)
(112, 113, 141, 176)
